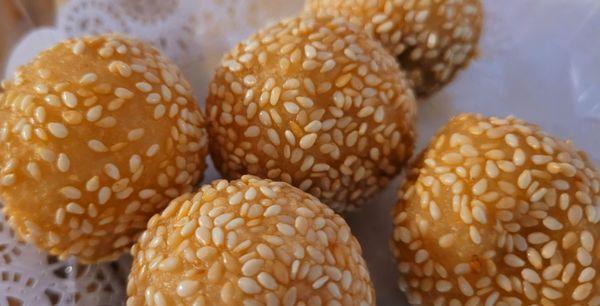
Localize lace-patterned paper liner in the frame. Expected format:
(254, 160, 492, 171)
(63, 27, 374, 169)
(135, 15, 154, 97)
(55, 0, 304, 92)
(56, 0, 200, 64)
(5, 0, 305, 106)
(0, 204, 130, 306)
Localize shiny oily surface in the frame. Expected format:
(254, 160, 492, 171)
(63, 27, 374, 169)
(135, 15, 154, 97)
(0, 34, 209, 263)
(206, 16, 417, 211)
(127, 175, 375, 306)
(392, 113, 600, 305)
(305, 0, 483, 97)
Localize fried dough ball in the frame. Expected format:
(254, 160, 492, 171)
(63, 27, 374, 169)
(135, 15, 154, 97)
(305, 0, 483, 96)
(0, 34, 209, 263)
(127, 175, 375, 306)
(391, 113, 600, 305)
(206, 16, 417, 211)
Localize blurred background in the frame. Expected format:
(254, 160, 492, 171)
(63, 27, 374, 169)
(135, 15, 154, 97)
(0, 0, 57, 73)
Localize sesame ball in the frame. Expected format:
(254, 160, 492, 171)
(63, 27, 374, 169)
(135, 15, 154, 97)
(127, 175, 375, 306)
(0, 34, 209, 263)
(305, 0, 483, 97)
(391, 113, 600, 305)
(206, 16, 417, 211)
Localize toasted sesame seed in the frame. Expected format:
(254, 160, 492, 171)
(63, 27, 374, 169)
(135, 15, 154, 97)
(159, 257, 179, 271)
(79, 73, 98, 85)
(72, 40, 85, 55)
(66, 202, 85, 214)
(238, 277, 261, 294)
(257, 272, 278, 290)
(104, 163, 121, 180)
(60, 186, 82, 199)
(276, 223, 295, 236)
(88, 140, 109, 152)
(0, 174, 16, 186)
(26, 162, 41, 179)
(54, 208, 65, 225)
(57, 153, 70, 172)
(146, 144, 160, 157)
(572, 283, 592, 301)
(136, 82, 152, 92)
(61, 91, 78, 108)
(115, 87, 134, 99)
(299, 133, 318, 149)
(47, 122, 69, 138)
(128, 128, 145, 141)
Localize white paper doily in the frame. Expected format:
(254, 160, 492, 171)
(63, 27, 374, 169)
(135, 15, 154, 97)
(1, 0, 599, 305)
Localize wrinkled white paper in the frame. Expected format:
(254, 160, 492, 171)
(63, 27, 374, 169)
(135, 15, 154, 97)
(3, 0, 599, 305)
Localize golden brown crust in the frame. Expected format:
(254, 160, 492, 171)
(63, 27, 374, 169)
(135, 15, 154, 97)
(391, 113, 600, 305)
(127, 175, 375, 306)
(0, 34, 208, 263)
(206, 16, 417, 211)
(305, 0, 483, 97)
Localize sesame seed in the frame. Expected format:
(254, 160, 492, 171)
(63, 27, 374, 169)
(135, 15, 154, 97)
(60, 186, 82, 199)
(86, 176, 100, 192)
(415, 249, 429, 263)
(312, 275, 329, 289)
(276, 223, 295, 236)
(66, 202, 85, 214)
(136, 82, 152, 92)
(577, 247, 592, 266)
(176, 280, 199, 297)
(26, 162, 41, 179)
(98, 187, 111, 204)
(128, 128, 145, 141)
(522, 268, 541, 284)
(572, 283, 592, 301)
(542, 217, 563, 230)
(57, 153, 70, 172)
(469, 226, 482, 244)
(79, 73, 97, 85)
(257, 272, 278, 290)
(115, 87, 134, 99)
(435, 280, 452, 292)
(244, 126, 260, 137)
(472, 178, 487, 195)
(159, 257, 179, 271)
(72, 40, 85, 55)
(238, 277, 261, 294)
(109, 61, 132, 77)
(0, 174, 15, 186)
(503, 254, 525, 268)
(139, 189, 156, 200)
(54, 208, 65, 225)
(299, 133, 318, 149)
(61, 91, 78, 108)
(257, 243, 275, 260)
(146, 144, 160, 157)
(47, 122, 68, 138)
(104, 163, 121, 180)
(438, 233, 456, 248)
(86, 105, 103, 122)
(88, 140, 109, 152)
(429, 201, 441, 220)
